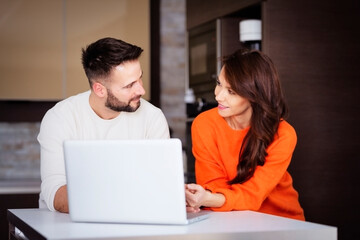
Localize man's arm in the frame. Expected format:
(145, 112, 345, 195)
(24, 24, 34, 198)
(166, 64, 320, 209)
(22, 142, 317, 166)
(54, 185, 69, 213)
(38, 105, 69, 212)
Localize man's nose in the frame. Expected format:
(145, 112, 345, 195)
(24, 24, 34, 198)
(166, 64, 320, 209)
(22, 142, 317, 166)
(135, 81, 145, 96)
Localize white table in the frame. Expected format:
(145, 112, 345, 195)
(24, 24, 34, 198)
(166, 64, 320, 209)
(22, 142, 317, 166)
(7, 208, 337, 240)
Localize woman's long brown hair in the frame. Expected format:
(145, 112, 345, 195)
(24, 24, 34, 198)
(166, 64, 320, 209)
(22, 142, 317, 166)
(224, 49, 288, 184)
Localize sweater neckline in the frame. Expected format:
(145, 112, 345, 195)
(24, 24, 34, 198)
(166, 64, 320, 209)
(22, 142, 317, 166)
(213, 109, 251, 133)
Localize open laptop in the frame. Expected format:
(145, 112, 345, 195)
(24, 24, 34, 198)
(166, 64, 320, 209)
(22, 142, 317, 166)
(63, 138, 209, 225)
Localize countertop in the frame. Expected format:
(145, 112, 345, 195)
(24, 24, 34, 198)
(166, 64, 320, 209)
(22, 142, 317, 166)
(0, 179, 40, 194)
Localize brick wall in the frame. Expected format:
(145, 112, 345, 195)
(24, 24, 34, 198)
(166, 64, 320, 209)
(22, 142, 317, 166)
(160, 0, 186, 143)
(0, 123, 40, 179)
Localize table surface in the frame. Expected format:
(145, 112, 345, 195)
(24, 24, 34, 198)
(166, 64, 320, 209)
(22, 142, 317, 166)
(8, 208, 337, 240)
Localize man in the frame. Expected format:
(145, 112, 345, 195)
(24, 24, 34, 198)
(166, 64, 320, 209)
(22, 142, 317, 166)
(38, 37, 170, 213)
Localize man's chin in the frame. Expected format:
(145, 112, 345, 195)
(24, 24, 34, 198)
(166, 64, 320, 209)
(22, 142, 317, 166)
(129, 100, 141, 111)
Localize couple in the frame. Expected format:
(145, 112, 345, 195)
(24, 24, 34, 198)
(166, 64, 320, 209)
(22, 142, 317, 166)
(38, 37, 304, 221)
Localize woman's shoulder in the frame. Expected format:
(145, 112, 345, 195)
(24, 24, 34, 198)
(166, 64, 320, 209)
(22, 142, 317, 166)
(194, 107, 219, 120)
(193, 107, 220, 126)
(278, 120, 296, 136)
(274, 120, 297, 148)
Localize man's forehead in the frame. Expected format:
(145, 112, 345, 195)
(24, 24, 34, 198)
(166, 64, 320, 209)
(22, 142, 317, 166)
(114, 60, 141, 72)
(115, 65, 125, 71)
(110, 62, 142, 86)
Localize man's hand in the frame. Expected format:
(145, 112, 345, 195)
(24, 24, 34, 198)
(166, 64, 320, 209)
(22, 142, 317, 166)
(54, 185, 69, 213)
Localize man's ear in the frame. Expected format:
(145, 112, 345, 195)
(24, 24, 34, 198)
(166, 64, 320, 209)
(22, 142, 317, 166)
(92, 82, 106, 97)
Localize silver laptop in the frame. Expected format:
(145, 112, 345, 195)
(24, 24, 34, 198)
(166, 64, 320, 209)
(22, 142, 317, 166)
(63, 138, 209, 225)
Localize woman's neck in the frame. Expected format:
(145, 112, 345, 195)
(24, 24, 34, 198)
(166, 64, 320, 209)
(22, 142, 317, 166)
(225, 117, 250, 130)
(224, 107, 252, 130)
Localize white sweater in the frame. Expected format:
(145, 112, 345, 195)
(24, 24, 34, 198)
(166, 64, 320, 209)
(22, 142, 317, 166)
(37, 91, 170, 211)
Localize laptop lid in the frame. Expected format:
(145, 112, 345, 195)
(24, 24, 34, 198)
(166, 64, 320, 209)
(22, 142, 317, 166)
(64, 138, 208, 225)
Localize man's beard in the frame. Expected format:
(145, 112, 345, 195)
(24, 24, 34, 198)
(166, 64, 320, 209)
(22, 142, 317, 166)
(105, 89, 141, 112)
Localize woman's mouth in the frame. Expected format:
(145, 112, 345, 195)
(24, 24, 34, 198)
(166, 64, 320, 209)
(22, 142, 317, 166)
(218, 104, 228, 110)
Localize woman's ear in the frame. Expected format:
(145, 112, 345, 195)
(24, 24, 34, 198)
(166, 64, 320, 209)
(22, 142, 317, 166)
(92, 82, 106, 98)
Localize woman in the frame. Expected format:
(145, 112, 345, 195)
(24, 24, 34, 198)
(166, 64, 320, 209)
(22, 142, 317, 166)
(185, 49, 305, 220)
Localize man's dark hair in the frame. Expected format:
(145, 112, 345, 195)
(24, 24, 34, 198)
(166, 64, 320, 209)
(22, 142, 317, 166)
(81, 37, 143, 86)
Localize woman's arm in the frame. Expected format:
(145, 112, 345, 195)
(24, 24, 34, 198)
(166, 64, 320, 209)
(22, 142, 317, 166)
(185, 183, 225, 209)
(192, 114, 297, 212)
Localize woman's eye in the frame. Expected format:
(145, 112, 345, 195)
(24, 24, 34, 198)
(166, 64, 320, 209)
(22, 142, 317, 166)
(215, 79, 221, 86)
(228, 89, 235, 95)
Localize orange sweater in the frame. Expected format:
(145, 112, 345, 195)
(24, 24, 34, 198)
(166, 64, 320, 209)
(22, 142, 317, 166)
(192, 108, 305, 220)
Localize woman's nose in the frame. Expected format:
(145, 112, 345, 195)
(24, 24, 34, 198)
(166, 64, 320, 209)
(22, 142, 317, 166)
(215, 88, 224, 101)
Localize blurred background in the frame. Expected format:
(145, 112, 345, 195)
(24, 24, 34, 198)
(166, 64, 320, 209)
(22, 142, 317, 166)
(1, 0, 359, 239)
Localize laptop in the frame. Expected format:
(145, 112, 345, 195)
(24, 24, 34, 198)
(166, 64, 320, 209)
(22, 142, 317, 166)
(63, 138, 209, 225)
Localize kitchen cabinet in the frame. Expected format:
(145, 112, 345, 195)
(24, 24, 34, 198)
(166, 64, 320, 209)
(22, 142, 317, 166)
(0, 1, 63, 100)
(0, 0, 150, 101)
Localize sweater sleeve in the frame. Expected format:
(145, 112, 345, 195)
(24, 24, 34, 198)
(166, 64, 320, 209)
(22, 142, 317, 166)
(192, 116, 231, 191)
(193, 115, 297, 212)
(38, 108, 73, 211)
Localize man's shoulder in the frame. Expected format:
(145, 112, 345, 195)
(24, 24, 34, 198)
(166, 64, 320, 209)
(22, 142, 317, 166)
(137, 98, 163, 114)
(43, 91, 90, 120)
(51, 91, 89, 110)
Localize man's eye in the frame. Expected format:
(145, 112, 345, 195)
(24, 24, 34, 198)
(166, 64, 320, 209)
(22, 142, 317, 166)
(124, 82, 135, 89)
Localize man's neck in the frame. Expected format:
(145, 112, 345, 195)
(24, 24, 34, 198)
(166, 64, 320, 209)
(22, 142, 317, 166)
(89, 92, 120, 120)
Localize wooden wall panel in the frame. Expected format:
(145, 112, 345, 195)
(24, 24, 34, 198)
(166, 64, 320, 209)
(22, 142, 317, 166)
(263, 0, 360, 239)
(0, 0, 150, 101)
(0, 1, 63, 100)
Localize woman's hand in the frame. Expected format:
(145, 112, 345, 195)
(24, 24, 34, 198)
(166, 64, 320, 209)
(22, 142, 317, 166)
(185, 183, 208, 210)
(185, 183, 226, 212)
(186, 205, 201, 213)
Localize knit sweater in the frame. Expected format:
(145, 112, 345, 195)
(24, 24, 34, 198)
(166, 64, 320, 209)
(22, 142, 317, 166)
(191, 108, 305, 220)
(38, 91, 170, 211)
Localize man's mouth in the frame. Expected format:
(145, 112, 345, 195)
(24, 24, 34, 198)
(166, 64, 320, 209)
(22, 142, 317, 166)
(131, 96, 141, 102)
